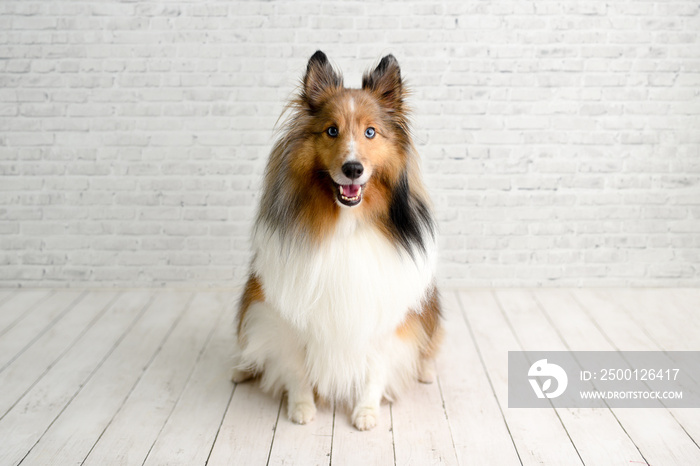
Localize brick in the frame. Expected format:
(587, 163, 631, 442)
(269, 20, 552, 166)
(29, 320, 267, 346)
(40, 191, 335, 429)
(142, 237, 185, 251)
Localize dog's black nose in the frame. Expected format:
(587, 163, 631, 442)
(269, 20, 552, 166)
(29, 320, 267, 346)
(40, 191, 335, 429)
(342, 161, 364, 180)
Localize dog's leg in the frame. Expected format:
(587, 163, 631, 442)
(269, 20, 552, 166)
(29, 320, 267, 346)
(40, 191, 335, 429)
(274, 342, 316, 424)
(231, 336, 255, 383)
(279, 341, 316, 424)
(236, 301, 317, 424)
(287, 381, 317, 425)
(418, 356, 436, 384)
(231, 350, 254, 383)
(254, 312, 316, 424)
(233, 275, 262, 384)
(352, 364, 385, 431)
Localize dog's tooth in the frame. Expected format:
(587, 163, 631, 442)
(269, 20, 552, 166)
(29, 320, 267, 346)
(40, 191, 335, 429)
(339, 185, 344, 195)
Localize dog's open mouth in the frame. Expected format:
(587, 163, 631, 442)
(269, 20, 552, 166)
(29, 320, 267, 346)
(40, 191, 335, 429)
(336, 183, 364, 207)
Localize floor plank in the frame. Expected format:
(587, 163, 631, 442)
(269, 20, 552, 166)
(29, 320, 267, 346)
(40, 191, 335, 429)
(0, 291, 155, 466)
(500, 289, 645, 465)
(143, 293, 235, 466)
(677, 289, 700, 315)
(0, 289, 51, 335)
(0, 289, 16, 306)
(603, 289, 700, 452)
(0, 290, 84, 370)
(207, 383, 281, 466)
(458, 290, 583, 465)
(0, 290, 118, 418)
(435, 291, 521, 465)
(330, 402, 394, 466)
(572, 289, 700, 466)
(266, 398, 335, 466)
(391, 378, 459, 466)
(1, 288, 697, 465)
(81, 292, 216, 466)
(610, 289, 699, 351)
(15, 291, 174, 466)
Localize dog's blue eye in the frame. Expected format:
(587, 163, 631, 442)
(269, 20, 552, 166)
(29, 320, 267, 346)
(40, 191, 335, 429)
(365, 127, 376, 139)
(326, 126, 339, 138)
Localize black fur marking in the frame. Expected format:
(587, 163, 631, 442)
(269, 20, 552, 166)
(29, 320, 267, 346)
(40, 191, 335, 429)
(389, 172, 435, 257)
(362, 54, 400, 89)
(309, 50, 328, 65)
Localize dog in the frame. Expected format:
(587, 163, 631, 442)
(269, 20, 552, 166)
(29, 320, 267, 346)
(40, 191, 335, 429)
(232, 51, 442, 431)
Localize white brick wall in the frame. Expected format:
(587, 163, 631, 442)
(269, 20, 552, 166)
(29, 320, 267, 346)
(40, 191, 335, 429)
(1, 1, 699, 287)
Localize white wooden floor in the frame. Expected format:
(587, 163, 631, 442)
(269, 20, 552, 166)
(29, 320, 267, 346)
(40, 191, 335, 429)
(0, 288, 698, 465)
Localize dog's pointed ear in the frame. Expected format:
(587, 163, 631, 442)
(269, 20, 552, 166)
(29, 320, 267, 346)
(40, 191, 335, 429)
(362, 54, 404, 108)
(302, 51, 342, 110)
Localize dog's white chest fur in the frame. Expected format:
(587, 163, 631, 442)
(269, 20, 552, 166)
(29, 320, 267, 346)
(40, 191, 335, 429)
(252, 211, 436, 398)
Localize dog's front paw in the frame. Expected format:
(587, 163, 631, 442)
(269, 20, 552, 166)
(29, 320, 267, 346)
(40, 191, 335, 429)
(352, 405, 379, 431)
(288, 400, 316, 425)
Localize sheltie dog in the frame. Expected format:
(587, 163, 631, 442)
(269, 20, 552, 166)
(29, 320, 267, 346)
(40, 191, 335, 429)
(233, 51, 442, 431)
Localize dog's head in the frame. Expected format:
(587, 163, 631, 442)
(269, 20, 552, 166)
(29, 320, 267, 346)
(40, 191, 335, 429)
(296, 51, 410, 208)
(260, 51, 433, 252)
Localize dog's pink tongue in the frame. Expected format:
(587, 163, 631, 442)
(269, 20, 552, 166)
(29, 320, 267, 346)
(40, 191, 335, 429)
(342, 184, 361, 197)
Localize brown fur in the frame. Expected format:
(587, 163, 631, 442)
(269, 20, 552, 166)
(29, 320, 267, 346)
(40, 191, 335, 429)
(396, 284, 444, 360)
(236, 273, 265, 344)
